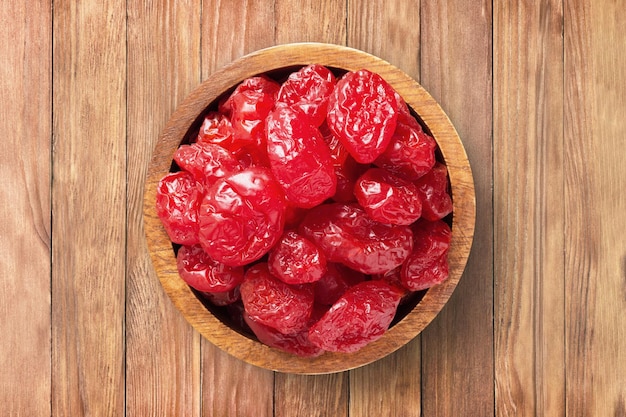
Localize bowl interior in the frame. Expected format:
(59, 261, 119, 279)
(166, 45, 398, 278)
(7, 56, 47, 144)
(143, 43, 475, 374)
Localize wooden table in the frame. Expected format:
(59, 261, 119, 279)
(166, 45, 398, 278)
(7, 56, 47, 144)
(2, 1, 625, 415)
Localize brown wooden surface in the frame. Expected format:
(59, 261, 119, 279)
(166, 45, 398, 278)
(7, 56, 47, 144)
(2, 0, 625, 415)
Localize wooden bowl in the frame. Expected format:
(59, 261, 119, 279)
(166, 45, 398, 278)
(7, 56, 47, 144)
(143, 43, 475, 374)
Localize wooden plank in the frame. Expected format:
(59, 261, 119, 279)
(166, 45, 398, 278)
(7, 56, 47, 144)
(51, 1, 126, 415)
(200, 2, 276, 416)
(275, 0, 347, 44)
(419, 1, 494, 416)
(201, 0, 277, 80)
(346, 1, 422, 416)
(274, 373, 348, 417)
(493, 1, 565, 416)
(126, 1, 202, 415)
(347, 0, 420, 75)
(272, 3, 350, 417)
(0, 2, 51, 416)
(564, 0, 626, 415)
(350, 343, 422, 417)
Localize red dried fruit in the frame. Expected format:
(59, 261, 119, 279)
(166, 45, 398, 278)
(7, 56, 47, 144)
(266, 104, 337, 208)
(173, 142, 242, 186)
(244, 313, 324, 357)
(196, 111, 236, 148)
(198, 167, 286, 266)
(393, 91, 422, 130)
(219, 75, 280, 147)
(326, 69, 398, 163)
(374, 117, 436, 182)
(240, 263, 314, 334)
(308, 280, 403, 353)
(176, 244, 244, 293)
(415, 162, 453, 221)
(268, 231, 327, 284)
(401, 219, 452, 291)
(372, 266, 411, 300)
(314, 263, 365, 306)
(354, 167, 422, 225)
(200, 286, 241, 306)
(156, 171, 202, 245)
(277, 64, 336, 127)
(299, 203, 413, 274)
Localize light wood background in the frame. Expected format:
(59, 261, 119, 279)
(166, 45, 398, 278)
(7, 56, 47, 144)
(1, 0, 625, 416)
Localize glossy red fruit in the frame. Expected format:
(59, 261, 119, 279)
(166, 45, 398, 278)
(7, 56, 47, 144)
(277, 64, 336, 127)
(196, 111, 236, 148)
(354, 167, 422, 225)
(176, 244, 244, 293)
(198, 167, 286, 266)
(244, 312, 325, 357)
(372, 266, 411, 300)
(308, 280, 403, 353)
(393, 91, 422, 130)
(415, 162, 453, 221)
(326, 69, 398, 164)
(240, 263, 314, 334)
(200, 286, 241, 306)
(219, 75, 280, 147)
(314, 263, 365, 306)
(320, 120, 366, 203)
(401, 219, 452, 291)
(266, 104, 337, 208)
(156, 171, 202, 245)
(173, 142, 242, 186)
(299, 203, 413, 274)
(374, 117, 436, 182)
(268, 231, 327, 284)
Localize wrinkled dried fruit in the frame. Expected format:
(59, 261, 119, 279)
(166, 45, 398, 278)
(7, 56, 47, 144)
(354, 167, 422, 225)
(240, 263, 314, 334)
(308, 280, 403, 353)
(196, 111, 236, 148)
(200, 286, 241, 307)
(277, 64, 336, 127)
(299, 203, 413, 274)
(219, 75, 280, 148)
(244, 311, 325, 357)
(266, 103, 337, 208)
(327, 69, 398, 163)
(401, 219, 452, 291)
(198, 167, 286, 266)
(374, 117, 436, 181)
(268, 230, 327, 284)
(156, 171, 202, 245)
(314, 263, 365, 306)
(415, 162, 453, 221)
(173, 142, 242, 186)
(176, 244, 244, 292)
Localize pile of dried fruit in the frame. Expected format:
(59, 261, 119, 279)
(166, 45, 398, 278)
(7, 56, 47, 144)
(156, 65, 453, 356)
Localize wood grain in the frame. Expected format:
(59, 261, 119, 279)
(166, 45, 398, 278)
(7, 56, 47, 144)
(273, 4, 349, 417)
(493, 1, 565, 416)
(0, 2, 51, 416)
(420, 1, 494, 416)
(126, 1, 202, 415)
(564, 0, 626, 415)
(3, 0, 625, 415)
(51, 1, 126, 415)
(275, 0, 347, 44)
(200, 2, 276, 415)
(346, 1, 422, 415)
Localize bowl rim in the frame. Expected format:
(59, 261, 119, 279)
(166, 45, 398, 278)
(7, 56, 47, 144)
(143, 42, 476, 374)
